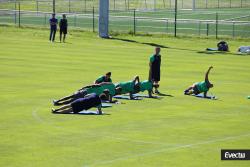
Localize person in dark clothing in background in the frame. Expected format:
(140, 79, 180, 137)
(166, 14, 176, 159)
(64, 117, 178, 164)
(148, 47, 161, 94)
(49, 13, 58, 42)
(59, 14, 68, 43)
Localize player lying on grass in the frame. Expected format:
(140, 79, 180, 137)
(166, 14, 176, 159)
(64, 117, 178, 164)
(79, 82, 121, 103)
(53, 82, 121, 105)
(53, 87, 109, 106)
(95, 72, 112, 84)
(115, 76, 140, 99)
(52, 93, 106, 114)
(139, 80, 159, 98)
(184, 66, 214, 98)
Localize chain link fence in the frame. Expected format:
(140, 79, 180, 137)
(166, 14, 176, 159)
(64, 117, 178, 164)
(1, 0, 250, 13)
(0, 0, 250, 38)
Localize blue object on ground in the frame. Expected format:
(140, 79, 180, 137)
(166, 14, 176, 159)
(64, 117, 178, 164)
(194, 94, 218, 100)
(78, 110, 103, 115)
(206, 48, 218, 51)
(133, 94, 159, 98)
(113, 95, 142, 100)
(101, 103, 112, 108)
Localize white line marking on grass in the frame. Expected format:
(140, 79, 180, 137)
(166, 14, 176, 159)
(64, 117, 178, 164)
(86, 133, 250, 167)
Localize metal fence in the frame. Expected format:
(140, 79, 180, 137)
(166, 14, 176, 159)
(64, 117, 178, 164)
(1, 7, 250, 38)
(1, 0, 250, 13)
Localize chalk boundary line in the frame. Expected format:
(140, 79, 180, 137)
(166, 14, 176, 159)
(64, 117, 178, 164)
(31, 108, 250, 167)
(85, 133, 250, 167)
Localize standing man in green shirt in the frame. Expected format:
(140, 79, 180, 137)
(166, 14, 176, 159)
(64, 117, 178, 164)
(149, 47, 161, 94)
(184, 66, 214, 98)
(95, 72, 112, 84)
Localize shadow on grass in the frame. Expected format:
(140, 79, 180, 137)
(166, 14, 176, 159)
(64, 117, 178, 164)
(156, 92, 174, 97)
(190, 94, 219, 101)
(110, 37, 249, 56)
(111, 37, 169, 48)
(52, 112, 111, 116)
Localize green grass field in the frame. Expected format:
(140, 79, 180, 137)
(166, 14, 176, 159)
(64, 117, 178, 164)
(0, 26, 250, 167)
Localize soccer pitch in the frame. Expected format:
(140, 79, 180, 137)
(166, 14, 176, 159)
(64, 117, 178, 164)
(0, 26, 250, 167)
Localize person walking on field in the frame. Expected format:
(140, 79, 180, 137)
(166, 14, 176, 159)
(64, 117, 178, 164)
(59, 14, 68, 42)
(49, 13, 58, 42)
(149, 47, 161, 94)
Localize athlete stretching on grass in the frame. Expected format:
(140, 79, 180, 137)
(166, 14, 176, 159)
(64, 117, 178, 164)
(53, 82, 120, 105)
(115, 76, 140, 99)
(184, 66, 214, 98)
(139, 80, 159, 98)
(52, 93, 106, 115)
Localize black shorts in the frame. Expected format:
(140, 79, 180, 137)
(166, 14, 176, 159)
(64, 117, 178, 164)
(74, 90, 88, 99)
(193, 85, 200, 95)
(60, 28, 67, 34)
(71, 94, 101, 113)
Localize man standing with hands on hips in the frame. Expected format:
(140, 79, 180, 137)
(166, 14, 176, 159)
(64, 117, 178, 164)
(149, 47, 161, 94)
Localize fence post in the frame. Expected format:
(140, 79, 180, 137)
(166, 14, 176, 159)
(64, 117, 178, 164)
(44, 13, 47, 26)
(133, 9, 136, 35)
(206, 23, 209, 36)
(205, 0, 208, 8)
(241, 0, 243, 8)
(128, 0, 130, 10)
(163, 0, 166, 8)
(174, 0, 177, 37)
(215, 12, 218, 39)
(84, 0, 86, 13)
(217, 0, 219, 8)
(18, 2, 20, 28)
(169, 0, 171, 9)
(36, 0, 39, 15)
(154, 0, 156, 10)
(114, 0, 116, 10)
(198, 21, 201, 36)
(92, 7, 95, 32)
(229, 0, 231, 8)
(69, 0, 71, 13)
(192, 0, 196, 11)
(166, 19, 168, 33)
(232, 22, 235, 38)
(14, 1, 17, 24)
(53, 0, 55, 13)
(74, 14, 77, 27)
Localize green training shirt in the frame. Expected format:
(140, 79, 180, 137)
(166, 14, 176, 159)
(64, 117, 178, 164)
(116, 81, 134, 94)
(100, 83, 116, 96)
(96, 76, 112, 83)
(196, 81, 209, 93)
(86, 86, 103, 96)
(140, 80, 153, 92)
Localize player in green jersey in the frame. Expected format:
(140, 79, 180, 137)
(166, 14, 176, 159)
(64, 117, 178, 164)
(184, 66, 214, 98)
(139, 80, 159, 98)
(115, 76, 140, 99)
